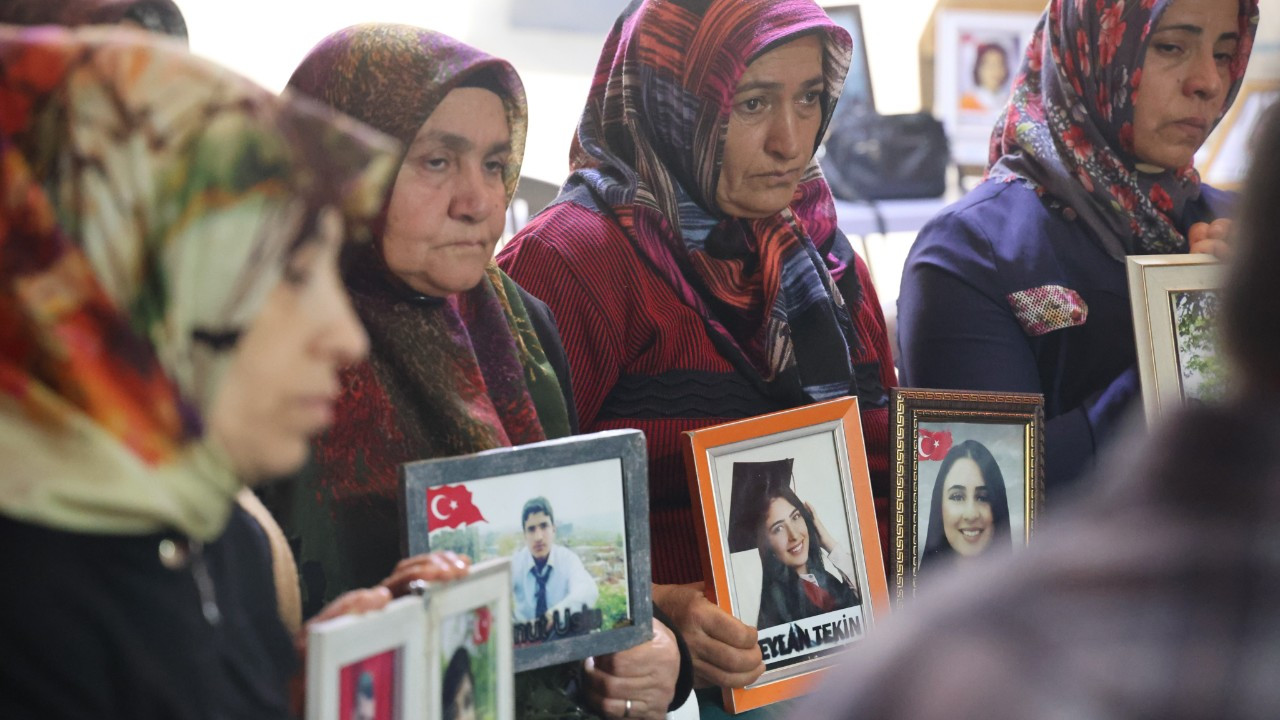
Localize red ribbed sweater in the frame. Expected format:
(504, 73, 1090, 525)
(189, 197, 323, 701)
(498, 203, 896, 584)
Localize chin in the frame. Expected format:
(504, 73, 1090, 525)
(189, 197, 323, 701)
(246, 442, 311, 486)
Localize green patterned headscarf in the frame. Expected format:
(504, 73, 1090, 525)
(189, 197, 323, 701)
(0, 26, 399, 540)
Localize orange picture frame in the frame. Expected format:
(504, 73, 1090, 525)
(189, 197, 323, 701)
(683, 397, 890, 713)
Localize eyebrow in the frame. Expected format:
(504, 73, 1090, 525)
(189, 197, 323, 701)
(734, 75, 825, 95)
(1152, 24, 1240, 42)
(412, 131, 512, 156)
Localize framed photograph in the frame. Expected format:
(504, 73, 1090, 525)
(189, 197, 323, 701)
(1127, 254, 1225, 422)
(823, 4, 875, 116)
(306, 595, 426, 720)
(683, 397, 890, 714)
(1199, 79, 1280, 190)
(934, 9, 1040, 166)
(890, 389, 1044, 601)
(401, 430, 652, 672)
(422, 558, 515, 720)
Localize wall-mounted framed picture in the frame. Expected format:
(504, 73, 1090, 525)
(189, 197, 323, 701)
(683, 397, 889, 714)
(422, 558, 515, 720)
(306, 595, 426, 720)
(890, 389, 1044, 601)
(933, 9, 1040, 167)
(1127, 254, 1225, 422)
(1199, 79, 1280, 190)
(401, 430, 652, 672)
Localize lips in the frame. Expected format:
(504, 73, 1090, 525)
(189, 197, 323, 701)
(956, 527, 987, 543)
(787, 537, 806, 556)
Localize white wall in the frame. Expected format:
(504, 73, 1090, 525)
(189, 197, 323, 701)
(180, 0, 933, 184)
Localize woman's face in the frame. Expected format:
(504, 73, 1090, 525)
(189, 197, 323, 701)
(977, 48, 1008, 93)
(382, 87, 512, 297)
(448, 673, 476, 720)
(716, 34, 825, 218)
(939, 457, 994, 557)
(1132, 0, 1240, 170)
(208, 208, 368, 482)
(761, 496, 810, 572)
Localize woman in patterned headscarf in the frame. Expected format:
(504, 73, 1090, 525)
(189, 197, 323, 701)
(0, 24, 399, 717)
(898, 0, 1259, 488)
(274, 24, 686, 719)
(497, 0, 897, 708)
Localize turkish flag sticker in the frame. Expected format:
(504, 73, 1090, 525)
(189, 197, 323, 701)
(918, 429, 953, 461)
(472, 606, 492, 646)
(427, 484, 487, 530)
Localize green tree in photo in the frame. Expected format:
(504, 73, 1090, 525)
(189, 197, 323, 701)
(1172, 290, 1227, 403)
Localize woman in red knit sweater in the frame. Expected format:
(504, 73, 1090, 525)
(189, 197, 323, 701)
(497, 0, 896, 704)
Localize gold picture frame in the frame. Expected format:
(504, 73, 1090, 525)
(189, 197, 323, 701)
(890, 389, 1044, 602)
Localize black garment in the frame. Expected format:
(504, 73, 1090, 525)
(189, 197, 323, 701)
(758, 564, 860, 629)
(0, 506, 295, 720)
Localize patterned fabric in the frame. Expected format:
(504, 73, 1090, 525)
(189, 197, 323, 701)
(988, 0, 1259, 260)
(0, 26, 398, 540)
(0, 0, 188, 40)
(280, 24, 571, 603)
(558, 0, 863, 406)
(1006, 284, 1089, 337)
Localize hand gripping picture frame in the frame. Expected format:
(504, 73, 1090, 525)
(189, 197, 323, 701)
(684, 397, 889, 714)
(890, 389, 1044, 602)
(306, 595, 426, 720)
(1127, 254, 1225, 422)
(400, 429, 652, 672)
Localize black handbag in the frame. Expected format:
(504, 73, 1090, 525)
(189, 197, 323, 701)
(820, 110, 950, 201)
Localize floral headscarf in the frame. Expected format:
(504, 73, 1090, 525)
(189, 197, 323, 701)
(988, 0, 1260, 259)
(0, 26, 398, 540)
(282, 24, 570, 604)
(0, 0, 188, 41)
(560, 0, 862, 405)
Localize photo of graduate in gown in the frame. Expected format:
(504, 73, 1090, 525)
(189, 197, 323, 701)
(727, 459, 861, 629)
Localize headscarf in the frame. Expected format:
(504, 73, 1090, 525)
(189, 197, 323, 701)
(281, 24, 571, 603)
(988, 0, 1260, 260)
(559, 0, 862, 406)
(0, 0, 188, 41)
(0, 26, 398, 541)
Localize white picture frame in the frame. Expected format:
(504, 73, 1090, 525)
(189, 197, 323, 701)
(425, 558, 515, 720)
(934, 9, 1040, 167)
(1127, 254, 1225, 423)
(306, 595, 426, 720)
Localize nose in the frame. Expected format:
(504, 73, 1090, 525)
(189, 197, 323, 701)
(448, 162, 494, 224)
(764, 106, 804, 162)
(961, 497, 980, 521)
(1184, 47, 1226, 103)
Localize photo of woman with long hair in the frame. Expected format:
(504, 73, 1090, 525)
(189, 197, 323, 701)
(727, 460, 861, 629)
(920, 440, 1012, 571)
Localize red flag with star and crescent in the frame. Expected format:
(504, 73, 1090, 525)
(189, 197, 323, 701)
(918, 429, 953, 461)
(472, 606, 492, 646)
(427, 484, 487, 530)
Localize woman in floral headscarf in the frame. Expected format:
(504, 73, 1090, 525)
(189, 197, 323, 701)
(0, 24, 399, 718)
(898, 0, 1259, 488)
(273, 24, 687, 719)
(497, 0, 898, 707)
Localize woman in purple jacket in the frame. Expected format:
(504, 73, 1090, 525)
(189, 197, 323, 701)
(898, 0, 1258, 488)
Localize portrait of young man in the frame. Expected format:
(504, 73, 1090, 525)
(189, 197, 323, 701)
(509, 496, 600, 627)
